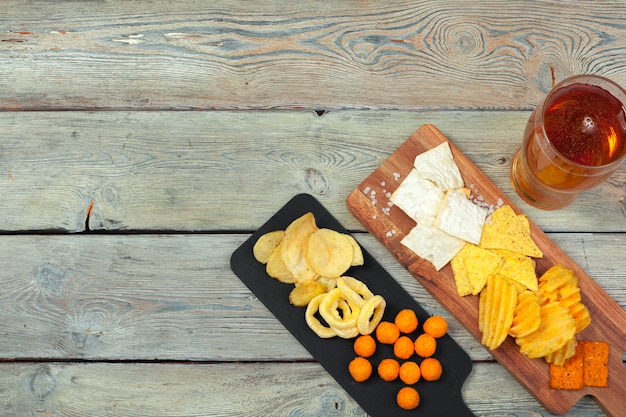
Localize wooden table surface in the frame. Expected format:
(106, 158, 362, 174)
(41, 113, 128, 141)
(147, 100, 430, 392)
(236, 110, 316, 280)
(1, 1, 624, 416)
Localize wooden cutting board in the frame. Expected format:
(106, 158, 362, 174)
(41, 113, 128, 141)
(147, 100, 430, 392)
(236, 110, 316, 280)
(346, 124, 626, 416)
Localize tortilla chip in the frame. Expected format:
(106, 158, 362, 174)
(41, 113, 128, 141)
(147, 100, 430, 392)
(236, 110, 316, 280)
(451, 244, 503, 296)
(494, 250, 538, 292)
(479, 205, 543, 258)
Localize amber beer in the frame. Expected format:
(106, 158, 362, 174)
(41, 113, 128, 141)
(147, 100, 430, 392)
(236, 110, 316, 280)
(511, 75, 626, 210)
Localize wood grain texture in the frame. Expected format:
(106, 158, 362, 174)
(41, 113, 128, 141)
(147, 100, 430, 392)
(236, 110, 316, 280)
(1, 111, 624, 233)
(2, 0, 626, 110)
(0, 233, 621, 363)
(0, 362, 610, 417)
(347, 125, 626, 415)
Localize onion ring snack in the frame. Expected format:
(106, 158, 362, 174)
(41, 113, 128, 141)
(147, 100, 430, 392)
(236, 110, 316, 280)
(337, 276, 374, 308)
(305, 293, 337, 338)
(357, 295, 386, 335)
(319, 288, 360, 330)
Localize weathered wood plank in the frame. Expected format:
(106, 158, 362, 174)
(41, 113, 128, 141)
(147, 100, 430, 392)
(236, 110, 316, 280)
(0, 362, 607, 417)
(0, 233, 622, 362)
(1, 111, 624, 233)
(2, 0, 626, 110)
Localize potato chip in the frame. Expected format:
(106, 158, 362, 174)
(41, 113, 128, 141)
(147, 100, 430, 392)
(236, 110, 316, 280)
(516, 301, 576, 359)
(306, 228, 353, 278)
(538, 264, 578, 303)
(401, 223, 466, 271)
(450, 244, 503, 296)
(281, 212, 319, 283)
(570, 303, 591, 334)
(433, 188, 487, 245)
(479, 205, 543, 258)
(266, 238, 297, 283)
(480, 275, 517, 350)
(537, 264, 591, 334)
(289, 280, 326, 307)
(390, 168, 444, 225)
(545, 336, 578, 366)
(253, 230, 285, 264)
(412, 142, 464, 192)
(509, 290, 541, 338)
(345, 234, 364, 266)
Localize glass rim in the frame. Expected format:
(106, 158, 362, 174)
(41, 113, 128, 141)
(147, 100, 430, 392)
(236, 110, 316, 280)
(539, 74, 626, 170)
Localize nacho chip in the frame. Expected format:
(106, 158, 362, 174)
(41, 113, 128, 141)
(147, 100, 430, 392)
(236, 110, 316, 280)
(450, 244, 503, 296)
(433, 188, 487, 245)
(494, 250, 538, 292)
(412, 142, 464, 191)
(390, 168, 444, 225)
(401, 223, 466, 271)
(479, 205, 543, 258)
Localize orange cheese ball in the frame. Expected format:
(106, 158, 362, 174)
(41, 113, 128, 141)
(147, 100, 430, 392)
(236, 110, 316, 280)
(353, 334, 376, 358)
(393, 336, 415, 360)
(377, 358, 400, 382)
(423, 315, 448, 338)
(414, 333, 437, 358)
(420, 357, 443, 381)
(394, 309, 418, 334)
(375, 321, 400, 344)
(399, 361, 421, 385)
(397, 386, 420, 410)
(348, 357, 372, 382)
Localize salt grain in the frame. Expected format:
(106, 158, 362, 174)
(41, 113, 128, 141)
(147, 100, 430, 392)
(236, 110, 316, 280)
(393, 172, 401, 181)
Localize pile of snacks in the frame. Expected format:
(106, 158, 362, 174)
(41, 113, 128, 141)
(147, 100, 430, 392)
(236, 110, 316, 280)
(348, 310, 448, 411)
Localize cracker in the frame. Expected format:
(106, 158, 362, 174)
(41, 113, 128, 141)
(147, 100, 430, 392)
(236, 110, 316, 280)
(413, 142, 464, 191)
(390, 168, 444, 225)
(582, 341, 609, 387)
(549, 341, 584, 390)
(401, 223, 466, 271)
(433, 188, 487, 245)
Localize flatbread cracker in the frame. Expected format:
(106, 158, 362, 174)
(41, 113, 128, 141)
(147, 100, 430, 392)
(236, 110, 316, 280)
(434, 188, 487, 245)
(401, 223, 466, 271)
(413, 142, 464, 191)
(390, 169, 444, 225)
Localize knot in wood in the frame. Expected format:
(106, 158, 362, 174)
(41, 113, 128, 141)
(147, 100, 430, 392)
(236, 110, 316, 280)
(303, 167, 331, 195)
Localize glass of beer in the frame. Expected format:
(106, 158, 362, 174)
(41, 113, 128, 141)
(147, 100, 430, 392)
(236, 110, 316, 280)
(511, 75, 626, 210)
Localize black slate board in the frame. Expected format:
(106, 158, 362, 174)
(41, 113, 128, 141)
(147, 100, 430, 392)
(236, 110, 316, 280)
(230, 193, 475, 417)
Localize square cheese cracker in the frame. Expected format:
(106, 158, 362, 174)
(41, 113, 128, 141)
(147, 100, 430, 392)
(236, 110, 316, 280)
(433, 188, 487, 245)
(413, 142, 464, 192)
(401, 223, 466, 271)
(390, 168, 444, 225)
